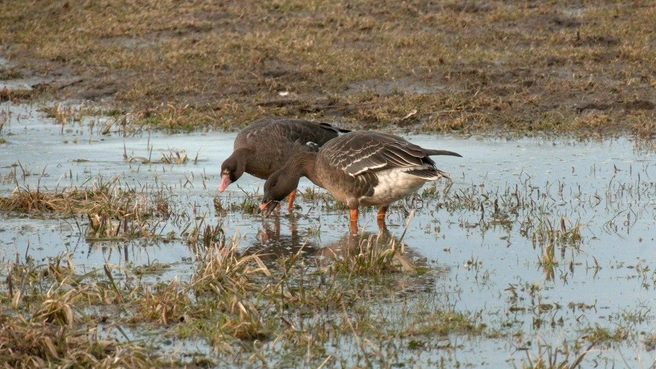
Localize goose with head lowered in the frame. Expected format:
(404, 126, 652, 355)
(260, 131, 461, 233)
(218, 116, 348, 211)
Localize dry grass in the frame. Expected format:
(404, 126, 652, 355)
(0, 176, 172, 240)
(0, 319, 161, 369)
(0, 222, 456, 366)
(0, 253, 168, 368)
(0, 1, 654, 136)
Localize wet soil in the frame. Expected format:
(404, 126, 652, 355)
(1, 1, 655, 134)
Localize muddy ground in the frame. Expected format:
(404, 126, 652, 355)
(2, 2, 656, 368)
(1, 0, 655, 135)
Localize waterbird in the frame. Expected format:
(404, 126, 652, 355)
(218, 116, 348, 211)
(260, 131, 461, 233)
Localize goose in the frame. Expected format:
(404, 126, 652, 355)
(218, 116, 348, 210)
(260, 131, 461, 233)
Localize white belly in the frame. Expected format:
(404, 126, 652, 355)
(359, 169, 429, 206)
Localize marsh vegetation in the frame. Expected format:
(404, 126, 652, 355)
(1, 103, 655, 368)
(2, 1, 656, 368)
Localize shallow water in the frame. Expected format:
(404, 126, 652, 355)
(1, 101, 656, 367)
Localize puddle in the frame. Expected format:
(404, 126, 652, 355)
(1, 101, 656, 367)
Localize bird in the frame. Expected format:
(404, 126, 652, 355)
(260, 131, 462, 233)
(218, 116, 348, 211)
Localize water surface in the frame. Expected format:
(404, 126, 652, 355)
(1, 102, 655, 367)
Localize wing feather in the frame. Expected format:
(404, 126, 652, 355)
(321, 131, 460, 179)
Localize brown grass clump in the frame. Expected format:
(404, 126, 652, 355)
(0, 253, 170, 368)
(327, 231, 414, 276)
(187, 241, 272, 341)
(0, 177, 172, 240)
(1, 179, 155, 216)
(134, 279, 191, 326)
(0, 318, 165, 369)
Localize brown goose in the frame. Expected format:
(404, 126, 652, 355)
(260, 131, 461, 233)
(218, 117, 348, 210)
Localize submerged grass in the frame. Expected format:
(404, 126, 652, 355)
(2, 127, 655, 367)
(0, 319, 162, 368)
(0, 174, 174, 241)
(0, 173, 488, 366)
(2, 166, 654, 366)
(0, 226, 463, 367)
(0, 169, 464, 366)
(519, 335, 599, 369)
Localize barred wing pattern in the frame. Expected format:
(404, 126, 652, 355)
(260, 130, 462, 231)
(325, 132, 457, 178)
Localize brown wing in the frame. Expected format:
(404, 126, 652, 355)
(322, 132, 458, 177)
(236, 117, 345, 150)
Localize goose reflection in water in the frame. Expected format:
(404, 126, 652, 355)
(241, 220, 444, 296)
(240, 215, 320, 262)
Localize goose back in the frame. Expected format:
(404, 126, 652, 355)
(219, 116, 348, 193)
(313, 131, 461, 207)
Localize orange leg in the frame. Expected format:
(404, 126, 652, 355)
(259, 215, 281, 243)
(286, 189, 297, 212)
(349, 208, 359, 234)
(376, 206, 388, 230)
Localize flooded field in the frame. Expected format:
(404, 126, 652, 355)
(1, 102, 656, 368)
